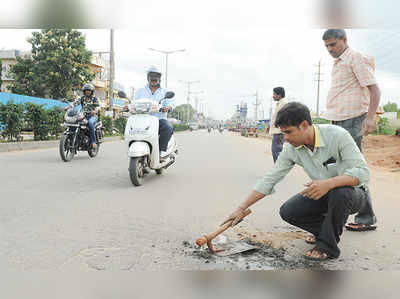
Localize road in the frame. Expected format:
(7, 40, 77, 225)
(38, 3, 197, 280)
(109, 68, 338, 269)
(1, 130, 399, 270)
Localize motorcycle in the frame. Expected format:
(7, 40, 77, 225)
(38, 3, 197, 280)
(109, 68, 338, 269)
(124, 91, 178, 186)
(59, 109, 103, 162)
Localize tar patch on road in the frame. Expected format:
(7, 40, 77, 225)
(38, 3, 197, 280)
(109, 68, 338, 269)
(182, 240, 325, 270)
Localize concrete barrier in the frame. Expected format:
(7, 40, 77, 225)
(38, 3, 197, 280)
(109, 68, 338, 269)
(0, 136, 122, 153)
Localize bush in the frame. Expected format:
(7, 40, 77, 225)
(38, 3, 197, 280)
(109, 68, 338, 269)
(374, 117, 395, 135)
(47, 107, 63, 138)
(0, 100, 25, 141)
(312, 118, 330, 124)
(24, 102, 50, 140)
(100, 115, 113, 136)
(173, 123, 189, 131)
(113, 117, 127, 135)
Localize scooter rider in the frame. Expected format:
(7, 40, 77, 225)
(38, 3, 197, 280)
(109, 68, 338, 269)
(133, 66, 175, 160)
(62, 83, 100, 148)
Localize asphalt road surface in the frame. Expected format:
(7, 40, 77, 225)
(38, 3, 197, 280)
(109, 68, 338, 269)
(1, 130, 399, 270)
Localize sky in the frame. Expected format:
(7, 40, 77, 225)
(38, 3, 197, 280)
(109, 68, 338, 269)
(1, 0, 400, 120)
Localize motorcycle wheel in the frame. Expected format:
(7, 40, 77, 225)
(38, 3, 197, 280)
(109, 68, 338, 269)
(59, 134, 75, 162)
(88, 143, 100, 158)
(129, 157, 145, 186)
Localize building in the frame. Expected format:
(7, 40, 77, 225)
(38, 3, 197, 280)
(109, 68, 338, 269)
(1, 50, 129, 117)
(0, 50, 31, 92)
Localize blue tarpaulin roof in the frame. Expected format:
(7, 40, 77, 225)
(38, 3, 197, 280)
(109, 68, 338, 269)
(0, 92, 68, 109)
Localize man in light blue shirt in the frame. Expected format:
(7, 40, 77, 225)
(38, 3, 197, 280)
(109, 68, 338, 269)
(222, 102, 371, 261)
(134, 66, 176, 159)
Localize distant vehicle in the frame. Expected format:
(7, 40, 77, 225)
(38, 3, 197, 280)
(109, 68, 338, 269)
(189, 123, 199, 131)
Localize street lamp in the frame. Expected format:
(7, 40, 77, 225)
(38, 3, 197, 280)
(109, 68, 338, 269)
(148, 48, 186, 88)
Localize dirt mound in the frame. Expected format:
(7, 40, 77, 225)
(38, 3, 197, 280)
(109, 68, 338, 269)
(363, 135, 400, 170)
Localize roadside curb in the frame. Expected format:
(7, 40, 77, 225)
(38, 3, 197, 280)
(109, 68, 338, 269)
(0, 136, 122, 153)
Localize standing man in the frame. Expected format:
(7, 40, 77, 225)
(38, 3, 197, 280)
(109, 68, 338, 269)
(269, 87, 288, 163)
(323, 29, 380, 231)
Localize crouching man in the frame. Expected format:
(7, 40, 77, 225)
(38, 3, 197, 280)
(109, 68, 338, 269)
(222, 102, 371, 261)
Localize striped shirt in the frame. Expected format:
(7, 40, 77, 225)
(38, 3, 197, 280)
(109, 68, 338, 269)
(325, 47, 376, 121)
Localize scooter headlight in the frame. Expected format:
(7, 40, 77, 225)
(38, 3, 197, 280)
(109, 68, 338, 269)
(133, 102, 152, 113)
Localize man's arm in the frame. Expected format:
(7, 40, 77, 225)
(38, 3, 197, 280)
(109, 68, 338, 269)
(301, 130, 369, 200)
(301, 175, 359, 200)
(363, 84, 381, 135)
(221, 191, 265, 227)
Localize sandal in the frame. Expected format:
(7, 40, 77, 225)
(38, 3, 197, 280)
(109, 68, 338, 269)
(345, 223, 377, 231)
(305, 235, 316, 244)
(304, 246, 335, 261)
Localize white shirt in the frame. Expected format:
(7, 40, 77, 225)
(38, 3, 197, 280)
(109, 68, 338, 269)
(269, 98, 289, 135)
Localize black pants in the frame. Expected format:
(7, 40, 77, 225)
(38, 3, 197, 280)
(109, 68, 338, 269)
(279, 186, 367, 258)
(271, 133, 284, 163)
(159, 119, 173, 152)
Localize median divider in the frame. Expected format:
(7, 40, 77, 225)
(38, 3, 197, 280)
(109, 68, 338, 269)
(0, 136, 122, 153)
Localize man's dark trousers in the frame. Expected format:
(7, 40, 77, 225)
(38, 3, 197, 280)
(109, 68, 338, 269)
(272, 133, 284, 163)
(159, 119, 173, 152)
(279, 186, 368, 258)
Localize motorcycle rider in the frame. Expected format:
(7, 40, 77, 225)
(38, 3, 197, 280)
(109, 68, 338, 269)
(133, 66, 175, 160)
(62, 83, 100, 148)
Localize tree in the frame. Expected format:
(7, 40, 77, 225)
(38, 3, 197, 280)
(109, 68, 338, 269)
(383, 102, 398, 112)
(170, 104, 196, 123)
(9, 29, 95, 100)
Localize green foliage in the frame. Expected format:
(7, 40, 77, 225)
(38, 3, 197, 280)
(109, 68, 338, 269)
(9, 29, 95, 100)
(170, 104, 196, 123)
(113, 117, 127, 135)
(374, 117, 395, 135)
(24, 102, 50, 140)
(100, 115, 113, 136)
(46, 107, 64, 137)
(312, 117, 331, 124)
(383, 102, 398, 112)
(0, 100, 25, 141)
(173, 123, 189, 131)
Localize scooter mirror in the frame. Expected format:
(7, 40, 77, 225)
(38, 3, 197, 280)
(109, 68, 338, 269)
(164, 91, 175, 99)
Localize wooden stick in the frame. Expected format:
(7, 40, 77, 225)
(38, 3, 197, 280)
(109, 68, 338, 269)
(196, 209, 252, 246)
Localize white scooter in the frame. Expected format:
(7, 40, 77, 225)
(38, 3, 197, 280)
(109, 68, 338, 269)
(124, 91, 178, 186)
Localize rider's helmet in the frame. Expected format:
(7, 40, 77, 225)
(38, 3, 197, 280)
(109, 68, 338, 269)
(146, 66, 162, 81)
(82, 83, 95, 96)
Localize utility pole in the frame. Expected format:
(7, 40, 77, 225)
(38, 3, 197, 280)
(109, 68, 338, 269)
(252, 91, 261, 122)
(180, 80, 199, 123)
(109, 29, 115, 116)
(315, 59, 324, 118)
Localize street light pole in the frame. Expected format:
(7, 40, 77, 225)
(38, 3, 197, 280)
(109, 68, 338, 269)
(148, 48, 186, 88)
(109, 29, 114, 115)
